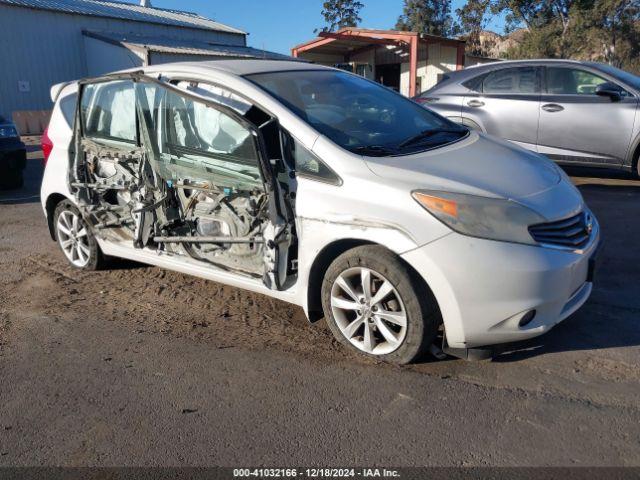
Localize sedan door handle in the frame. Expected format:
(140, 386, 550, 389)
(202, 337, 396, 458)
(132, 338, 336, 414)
(467, 99, 485, 108)
(542, 103, 565, 112)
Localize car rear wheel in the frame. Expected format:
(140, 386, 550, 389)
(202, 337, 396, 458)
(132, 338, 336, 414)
(54, 201, 104, 270)
(321, 245, 439, 365)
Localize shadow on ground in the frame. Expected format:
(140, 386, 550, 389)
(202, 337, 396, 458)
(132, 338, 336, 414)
(0, 155, 44, 205)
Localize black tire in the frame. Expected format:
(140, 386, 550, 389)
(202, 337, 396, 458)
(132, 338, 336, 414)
(53, 200, 105, 271)
(321, 245, 440, 365)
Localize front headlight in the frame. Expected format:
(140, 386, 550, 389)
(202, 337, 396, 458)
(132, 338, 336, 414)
(412, 190, 545, 245)
(0, 126, 18, 138)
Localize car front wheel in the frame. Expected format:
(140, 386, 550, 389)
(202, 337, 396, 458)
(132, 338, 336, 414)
(54, 201, 104, 270)
(321, 245, 440, 364)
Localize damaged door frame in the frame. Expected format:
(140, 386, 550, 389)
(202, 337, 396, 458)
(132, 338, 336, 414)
(71, 70, 296, 290)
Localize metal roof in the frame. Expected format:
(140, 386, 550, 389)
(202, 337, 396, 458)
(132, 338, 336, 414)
(463, 58, 588, 70)
(0, 0, 246, 34)
(84, 31, 297, 61)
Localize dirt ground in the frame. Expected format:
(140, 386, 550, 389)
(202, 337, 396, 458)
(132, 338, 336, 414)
(1, 137, 639, 466)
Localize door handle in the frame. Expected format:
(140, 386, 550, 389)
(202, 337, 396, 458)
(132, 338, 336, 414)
(542, 103, 565, 112)
(467, 99, 485, 108)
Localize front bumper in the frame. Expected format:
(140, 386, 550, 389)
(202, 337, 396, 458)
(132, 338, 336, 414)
(402, 224, 600, 349)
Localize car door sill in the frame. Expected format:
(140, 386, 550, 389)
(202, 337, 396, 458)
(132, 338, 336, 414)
(97, 239, 300, 305)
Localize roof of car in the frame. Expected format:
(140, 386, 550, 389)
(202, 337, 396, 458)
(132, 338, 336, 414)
(431, 58, 605, 85)
(143, 59, 330, 77)
(464, 59, 603, 74)
(468, 58, 587, 68)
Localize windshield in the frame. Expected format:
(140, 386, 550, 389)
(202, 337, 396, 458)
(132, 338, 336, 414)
(247, 70, 467, 156)
(589, 63, 640, 91)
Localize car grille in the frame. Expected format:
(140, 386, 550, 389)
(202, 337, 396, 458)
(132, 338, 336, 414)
(529, 211, 594, 250)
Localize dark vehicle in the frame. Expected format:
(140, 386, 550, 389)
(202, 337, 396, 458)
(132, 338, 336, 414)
(0, 117, 26, 189)
(416, 60, 640, 177)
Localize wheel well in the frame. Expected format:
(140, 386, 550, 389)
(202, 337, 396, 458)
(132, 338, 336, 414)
(305, 240, 442, 326)
(306, 239, 374, 322)
(45, 193, 68, 241)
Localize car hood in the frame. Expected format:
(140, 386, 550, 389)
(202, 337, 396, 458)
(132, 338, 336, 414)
(365, 132, 560, 199)
(364, 132, 582, 220)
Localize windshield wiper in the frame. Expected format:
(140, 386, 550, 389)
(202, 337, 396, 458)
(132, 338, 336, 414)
(398, 128, 467, 149)
(352, 145, 398, 157)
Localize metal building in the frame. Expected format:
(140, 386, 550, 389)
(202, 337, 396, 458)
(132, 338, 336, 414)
(0, 0, 292, 133)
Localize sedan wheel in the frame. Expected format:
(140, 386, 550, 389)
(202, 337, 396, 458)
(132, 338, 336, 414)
(331, 267, 407, 355)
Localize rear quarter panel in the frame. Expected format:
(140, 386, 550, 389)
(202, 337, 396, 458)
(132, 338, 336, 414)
(41, 84, 78, 216)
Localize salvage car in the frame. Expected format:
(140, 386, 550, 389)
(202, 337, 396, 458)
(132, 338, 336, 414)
(0, 117, 27, 189)
(415, 59, 640, 177)
(41, 60, 600, 364)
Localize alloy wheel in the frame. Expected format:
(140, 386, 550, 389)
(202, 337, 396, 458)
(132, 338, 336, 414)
(56, 210, 91, 268)
(330, 267, 407, 355)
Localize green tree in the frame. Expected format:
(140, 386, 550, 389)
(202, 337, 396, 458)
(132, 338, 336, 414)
(582, 0, 640, 70)
(490, 0, 550, 32)
(396, 0, 459, 37)
(495, 0, 640, 73)
(456, 0, 493, 55)
(317, 0, 365, 33)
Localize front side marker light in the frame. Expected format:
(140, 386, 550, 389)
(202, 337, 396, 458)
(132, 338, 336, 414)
(412, 192, 458, 218)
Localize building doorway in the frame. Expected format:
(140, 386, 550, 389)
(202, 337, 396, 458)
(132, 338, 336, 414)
(375, 63, 401, 92)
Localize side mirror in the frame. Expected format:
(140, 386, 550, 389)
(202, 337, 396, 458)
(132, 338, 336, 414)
(596, 82, 623, 102)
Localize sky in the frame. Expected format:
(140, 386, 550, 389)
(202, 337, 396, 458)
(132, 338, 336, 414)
(139, 0, 507, 54)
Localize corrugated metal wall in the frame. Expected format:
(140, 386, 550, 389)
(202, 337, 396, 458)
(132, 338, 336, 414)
(0, 4, 245, 121)
(84, 36, 144, 76)
(424, 44, 457, 88)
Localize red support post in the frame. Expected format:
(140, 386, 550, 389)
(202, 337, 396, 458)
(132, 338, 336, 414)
(456, 44, 465, 70)
(409, 36, 418, 97)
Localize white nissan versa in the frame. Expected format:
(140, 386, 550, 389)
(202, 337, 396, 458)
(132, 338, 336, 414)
(41, 60, 600, 364)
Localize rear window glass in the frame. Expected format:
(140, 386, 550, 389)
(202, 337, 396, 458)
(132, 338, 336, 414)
(462, 74, 485, 92)
(482, 67, 540, 94)
(59, 93, 77, 128)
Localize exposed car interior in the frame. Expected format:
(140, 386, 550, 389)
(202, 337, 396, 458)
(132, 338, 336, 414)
(73, 75, 296, 289)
